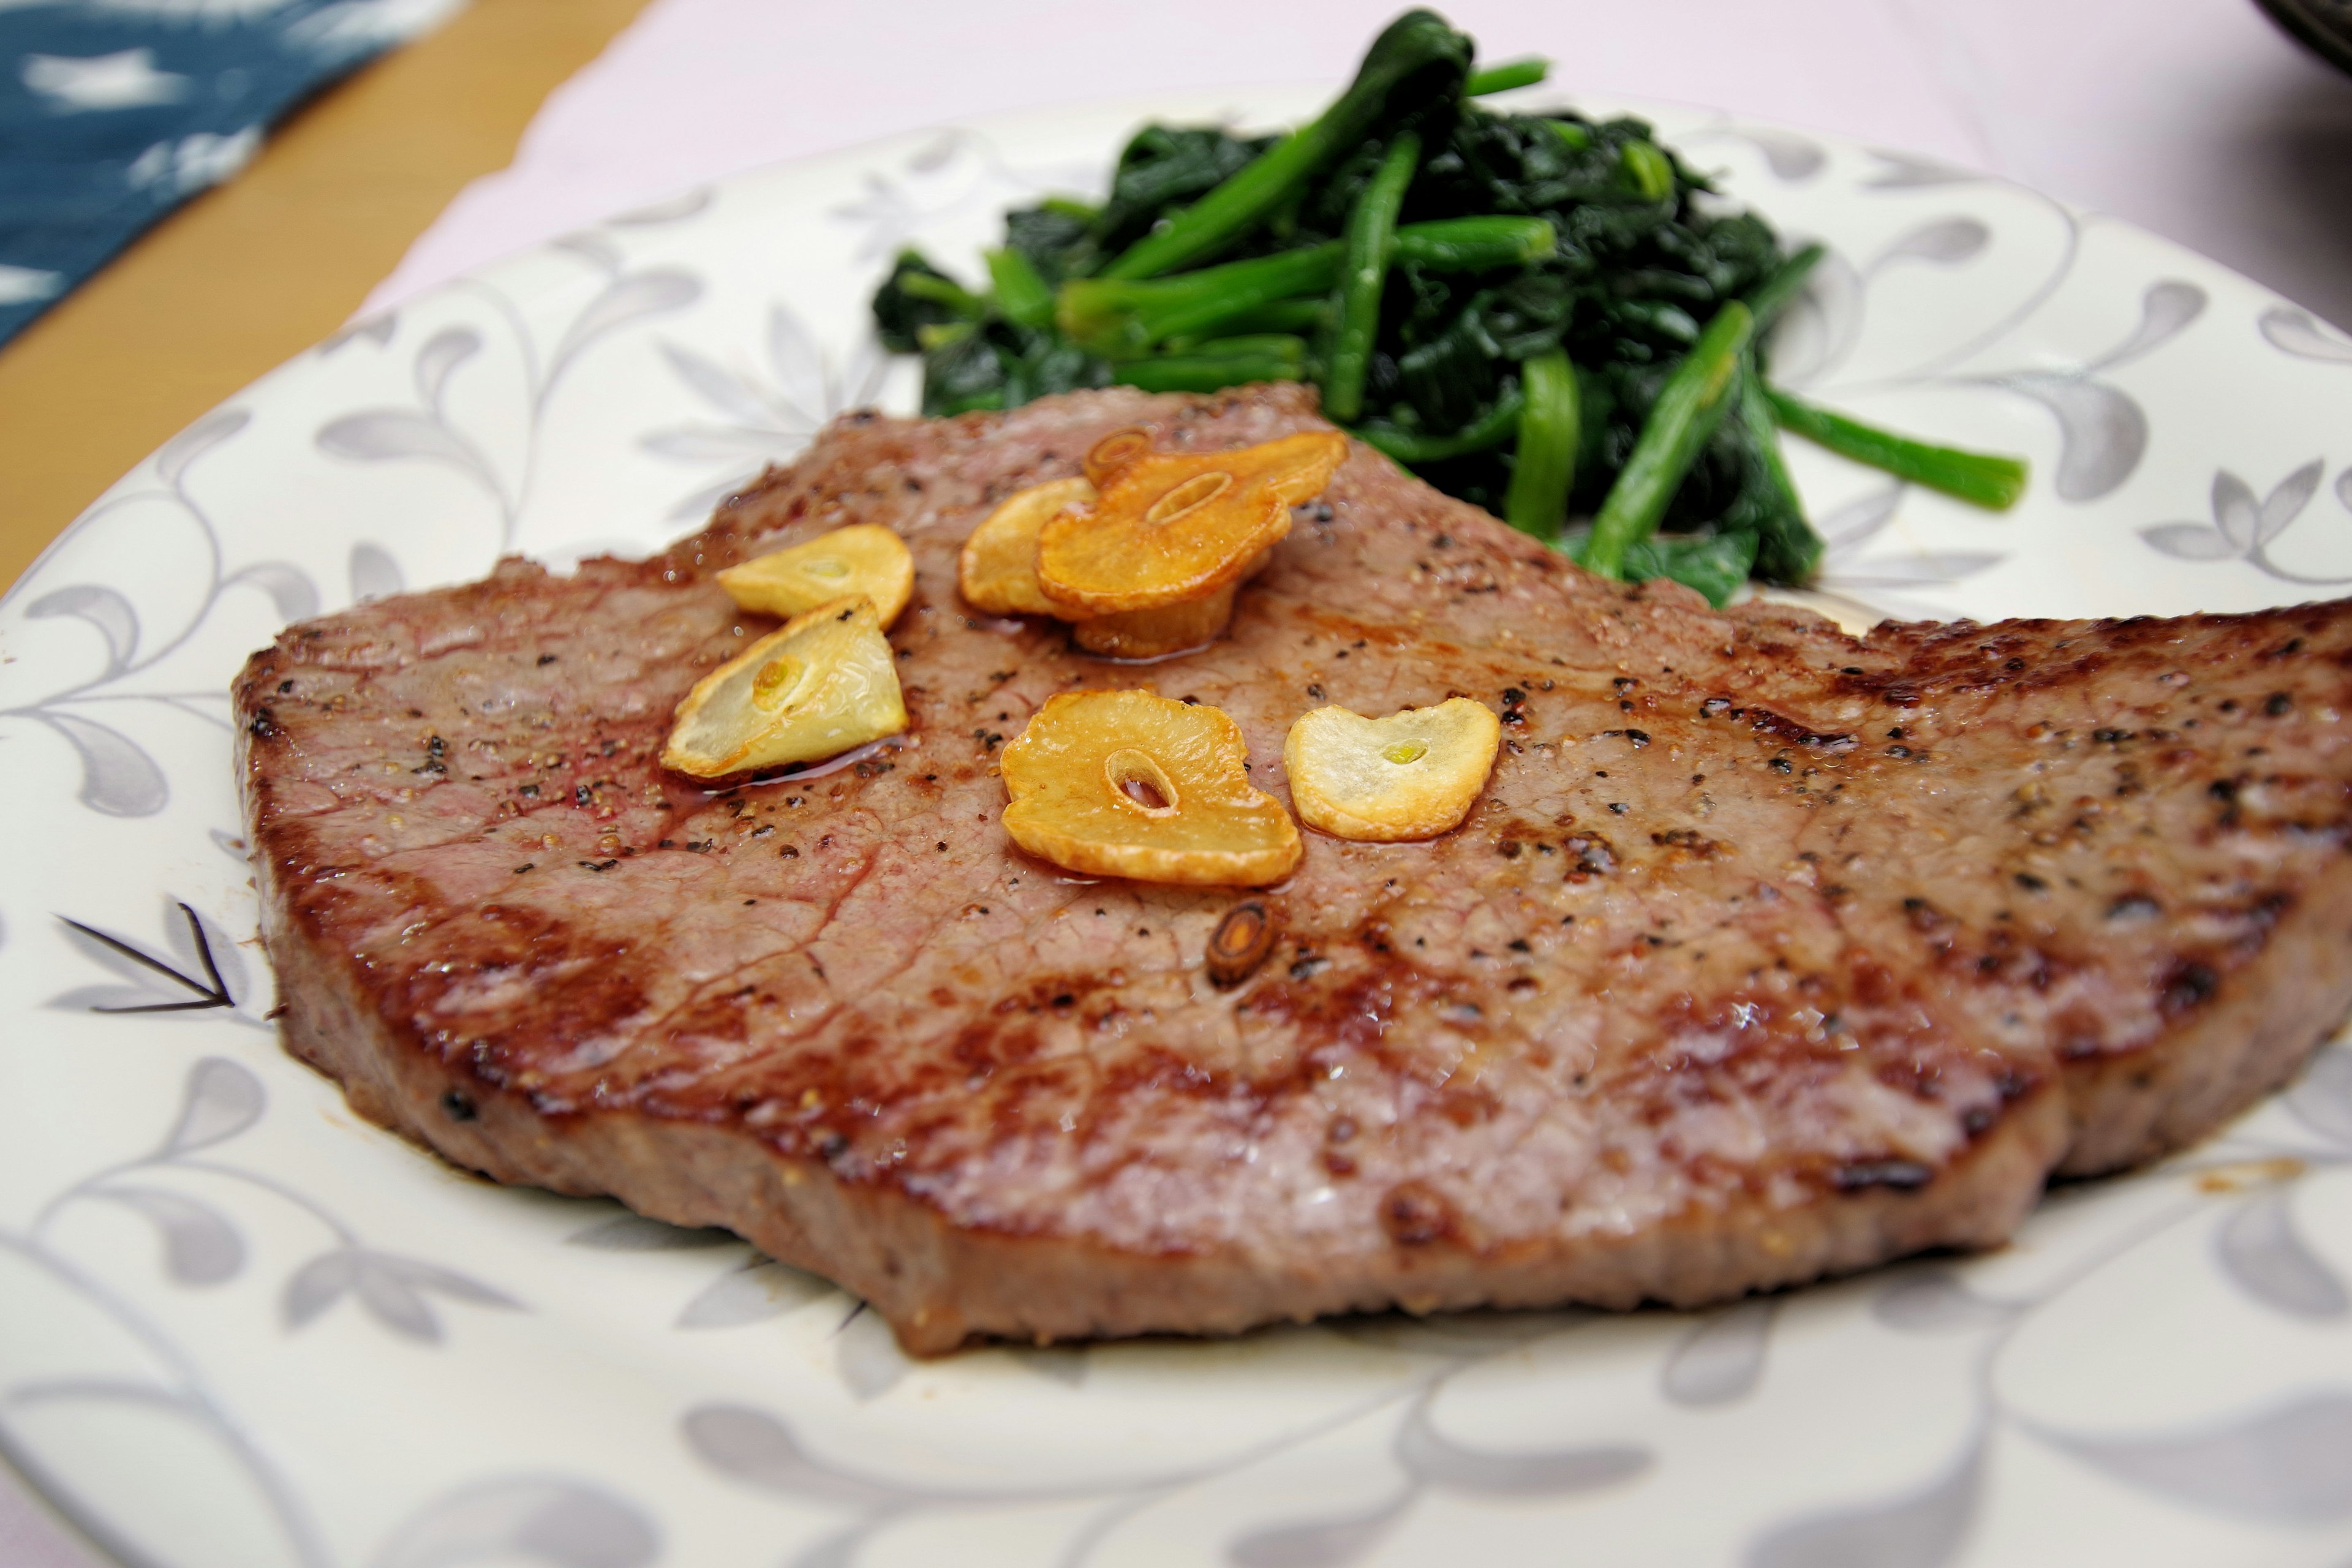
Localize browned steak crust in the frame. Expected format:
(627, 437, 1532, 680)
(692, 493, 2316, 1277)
(235, 385, 2352, 1353)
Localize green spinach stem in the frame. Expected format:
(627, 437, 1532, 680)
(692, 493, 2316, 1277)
(1354, 388, 1525, 465)
(1464, 56, 1548, 96)
(1503, 350, 1580, 541)
(1583, 301, 1754, 578)
(1323, 132, 1422, 423)
(1766, 387, 2030, 510)
(1099, 11, 1470, 279)
(1736, 355, 1824, 583)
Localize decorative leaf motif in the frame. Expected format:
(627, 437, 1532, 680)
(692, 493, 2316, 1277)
(38, 711, 168, 816)
(1872, 1272, 2017, 1333)
(567, 1213, 737, 1250)
(1863, 150, 1980, 189)
(1739, 127, 1826, 181)
(551, 232, 624, 274)
(2213, 471, 2261, 551)
(1765, 248, 1865, 388)
(2097, 282, 2206, 371)
(1662, 1298, 1778, 1406)
(679, 1404, 904, 1506)
(317, 410, 504, 502)
(161, 902, 238, 1001)
(1872, 218, 1990, 271)
(676, 1257, 831, 1329)
(357, 1263, 443, 1341)
(2216, 1191, 2348, 1319)
(320, 312, 397, 354)
(284, 1250, 361, 1328)
(2146, 462, 2336, 578)
(547, 270, 703, 391)
(228, 561, 320, 624)
(2139, 523, 2237, 562)
(56, 902, 235, 1016)
(1816, 485, 1904, 550)
(2034, 1394, 2352, 1522)
(154, 408, 250, 488)
(1228, 1491, 1414, 1568)
(2255, 461, 2324, 546)
(385, 1256, 523, 1309)
(285, 1250, 519, 1341)
(350, 541, 405, 603)
(2259, 306, 2352, 365)
(835, 1305, 909, 1400)
(414, 326, 481, 410)
(907, 130, 962, 174)
(610, 187, 712, 227)
(2289, 1045, 2352, 1145)
(1746, 1435, 1983, 1568)
(2000, 375, 2146, 502)
(767, 305, 832, 426)
(831, 331, 892, 415)
(160, 1057, 264, 1155)
(28, 584, 139, 673)
(1395, 1403, 1649, 1495)
(49, 984, 164, 1012)
(372, 1477, 660, 1568)
(94, 1186, 244, 1286)
(660, 342, 778, 426)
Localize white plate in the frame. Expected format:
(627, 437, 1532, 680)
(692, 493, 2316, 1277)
(7, 86, 2352, 1568)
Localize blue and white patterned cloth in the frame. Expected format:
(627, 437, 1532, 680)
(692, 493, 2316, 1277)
(0, 0, 461, 348)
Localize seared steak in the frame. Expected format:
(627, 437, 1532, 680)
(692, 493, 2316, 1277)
(235, 385, 2352, 1353)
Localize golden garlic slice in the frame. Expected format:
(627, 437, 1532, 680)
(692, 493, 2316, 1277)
(1082, 426, 1153, 486)
(1035, 430, 1348, 615)
(720, 524, 914, 625)
(662, 595, 907, 778)
(1001, 690, 1302, 885)
(959, 477, 1093, 616)
(1071, 583, 1237, 659)
(1284, 698, 1502, 842)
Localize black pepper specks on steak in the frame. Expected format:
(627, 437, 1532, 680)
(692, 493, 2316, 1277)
(235, 383, 2352, 1354)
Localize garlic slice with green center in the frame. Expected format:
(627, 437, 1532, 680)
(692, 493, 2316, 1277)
(1284, 698, 1501, 841)
(663, 595, 907, 777)
(720, 524, 914, 625)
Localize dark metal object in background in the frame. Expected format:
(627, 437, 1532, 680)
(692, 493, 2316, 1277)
(2256, 0, 2352, 75)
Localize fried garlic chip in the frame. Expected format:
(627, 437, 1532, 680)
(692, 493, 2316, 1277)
(959, 476, 1093, 617)
(1071, 583, 1238, 660)
(1035, 430, 1346, 615)
(719, 524, 914, 625)
(662, 596, 907, 777)
(1001, 690, 1301, 885)
(1082, 426, 1153, 486)
(1284, 698, 1501, 841)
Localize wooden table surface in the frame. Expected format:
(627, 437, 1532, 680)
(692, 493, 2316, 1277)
(0, 0, 654, 596)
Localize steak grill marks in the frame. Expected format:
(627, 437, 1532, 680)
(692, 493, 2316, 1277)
(236, 385, 2352, 1351)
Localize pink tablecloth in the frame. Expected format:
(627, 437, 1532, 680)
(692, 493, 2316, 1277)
(369, 0, 2352, 329)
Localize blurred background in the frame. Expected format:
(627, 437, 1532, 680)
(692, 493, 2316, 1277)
(1, 0, 2349, 1558)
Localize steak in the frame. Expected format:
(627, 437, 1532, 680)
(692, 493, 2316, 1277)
(235, 383, 2352, 1354)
